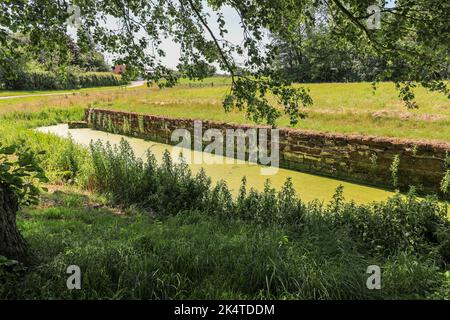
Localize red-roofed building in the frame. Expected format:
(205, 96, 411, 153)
(112, 64, 126, 75)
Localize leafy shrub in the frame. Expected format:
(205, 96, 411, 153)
(89, 140, 211, 214)
(0, 142, 48, 206)
(78, 72, 127, 88)
(324, 187, 449, 257)
(55, 135, 89, 184)
(6, 70, 62, 90)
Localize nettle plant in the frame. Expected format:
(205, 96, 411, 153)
(0, 143, 48, 206)
(445, 152, 450, 167)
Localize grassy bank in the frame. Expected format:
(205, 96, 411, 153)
(1, 190, 447, 299)
(0, 87, 132, 116)
(0, 86, 449, 299)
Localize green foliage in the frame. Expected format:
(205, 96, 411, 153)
(89, 140, 211, 214)
(75, 51, 111, 72)
(0, 142, 48, 206)
(326, 188, 449, 256)
(0, 108, 88, 185)
(441, 170, 450, 195)
(0, 126, 449, 299)
(6, 70, 60, 90)
(370, 153, 378, 166)
(223, 76, 313, 126)
(412, 145, 418, 157)
(138, 115, 145, 133)
(178, 61, 217, 78)
(0, 255, 26, 291)
(0, 192, 447, 299)
(390, 155, 400, 188)
(273, 25, 387, 83)
(55, 135, 83, 183)
(0, 105, 449, 299)
(77, 72, 127, 88)
(2, 0, 448, 125)
(122, 116, 131, 134)
(3, 70, 127, 90)
(445, 152, 450, 167)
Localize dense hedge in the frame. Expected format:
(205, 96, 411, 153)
(2, 70, 128, 90)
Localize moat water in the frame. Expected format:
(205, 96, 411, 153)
(35, 124, 402, 205)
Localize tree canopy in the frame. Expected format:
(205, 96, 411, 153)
(1, 0, 448, 125)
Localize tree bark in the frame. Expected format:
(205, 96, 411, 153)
(0, 184, 28, 262)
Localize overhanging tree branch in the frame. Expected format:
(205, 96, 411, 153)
(185, 0, 236, 84)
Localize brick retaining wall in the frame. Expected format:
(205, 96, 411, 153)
(85, 108, 450, 198)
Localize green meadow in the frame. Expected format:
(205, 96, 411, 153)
(2, 79, 449, 142)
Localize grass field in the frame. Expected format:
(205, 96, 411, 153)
(0, 85, 130, 97)
(97, 81, 450, 141)
(2, 79, 447, 141)
(0, 88, 129, 116)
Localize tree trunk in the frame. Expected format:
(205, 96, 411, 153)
(0, 184, 28, 262)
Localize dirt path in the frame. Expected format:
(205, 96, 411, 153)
(0, 81, 146, 100)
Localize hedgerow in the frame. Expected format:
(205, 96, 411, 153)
(2, 70, 127, 90)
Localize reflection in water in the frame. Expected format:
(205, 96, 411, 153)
(36, 124, 395, 204)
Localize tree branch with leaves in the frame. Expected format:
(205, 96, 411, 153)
(0, 0, 448, 125)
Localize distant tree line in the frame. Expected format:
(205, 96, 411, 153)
(0, 33, 126, 90)
(272, 24, 449, 84)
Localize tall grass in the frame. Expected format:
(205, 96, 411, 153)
(1, 198, 447, 299)
(88, 139, 450, 261)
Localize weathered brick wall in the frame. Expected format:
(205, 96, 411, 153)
(85, 108, 450, 198)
